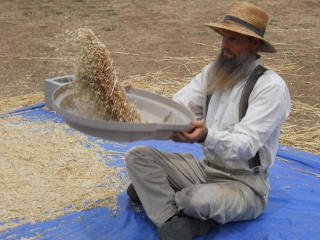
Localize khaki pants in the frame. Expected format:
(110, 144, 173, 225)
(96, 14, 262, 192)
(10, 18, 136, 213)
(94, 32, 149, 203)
(125, 146, 270, 227)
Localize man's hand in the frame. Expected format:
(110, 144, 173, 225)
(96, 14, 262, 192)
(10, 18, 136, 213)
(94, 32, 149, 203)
(171, 121, 208, 143)
(124, 82, 134, 89)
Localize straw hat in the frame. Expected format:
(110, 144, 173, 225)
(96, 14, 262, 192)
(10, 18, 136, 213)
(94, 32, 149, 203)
(205, 1, 276, 53)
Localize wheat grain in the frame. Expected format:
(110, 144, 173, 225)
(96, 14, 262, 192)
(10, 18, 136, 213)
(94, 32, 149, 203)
(72, 28, 142, 123)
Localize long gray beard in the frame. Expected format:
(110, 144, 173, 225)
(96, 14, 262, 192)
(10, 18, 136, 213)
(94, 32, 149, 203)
(207, 50, 257, 95)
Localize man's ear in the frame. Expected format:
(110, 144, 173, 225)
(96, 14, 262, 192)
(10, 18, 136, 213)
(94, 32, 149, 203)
(252, 38, 262, 51)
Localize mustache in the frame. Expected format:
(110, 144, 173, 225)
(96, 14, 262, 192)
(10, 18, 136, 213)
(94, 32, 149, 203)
(222, 48, 235, 56)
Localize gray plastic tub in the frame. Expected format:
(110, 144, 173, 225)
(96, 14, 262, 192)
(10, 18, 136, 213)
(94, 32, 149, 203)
(44, 75, 75, 110)
(52, 83, 195, 142)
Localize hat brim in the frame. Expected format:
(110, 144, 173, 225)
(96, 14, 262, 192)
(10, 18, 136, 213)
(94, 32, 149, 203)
(205, 22, 277, 53)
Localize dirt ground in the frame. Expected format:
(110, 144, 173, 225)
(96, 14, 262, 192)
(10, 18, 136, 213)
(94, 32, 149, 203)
(0, 0, 319, 120)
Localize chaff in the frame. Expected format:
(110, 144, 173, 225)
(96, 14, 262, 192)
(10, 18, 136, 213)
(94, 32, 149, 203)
(0, 116, 129, 232)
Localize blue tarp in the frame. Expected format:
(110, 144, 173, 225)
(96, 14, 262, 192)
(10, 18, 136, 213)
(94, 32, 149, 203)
(1, 105, 320, 240)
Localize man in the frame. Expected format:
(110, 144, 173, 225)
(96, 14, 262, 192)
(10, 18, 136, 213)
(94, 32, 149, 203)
(125, 2, 291, 239)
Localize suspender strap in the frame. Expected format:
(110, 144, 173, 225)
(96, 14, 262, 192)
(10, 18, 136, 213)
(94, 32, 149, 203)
(239, 64, 268, 174)
(239, 65, 268, 120)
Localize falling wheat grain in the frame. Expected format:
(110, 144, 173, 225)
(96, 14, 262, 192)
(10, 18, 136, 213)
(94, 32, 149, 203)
(72, 28, 142, 123)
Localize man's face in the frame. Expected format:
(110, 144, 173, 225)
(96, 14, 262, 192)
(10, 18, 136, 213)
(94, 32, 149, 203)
(220, 30, 253, 59)
(206, 30, 259, 94)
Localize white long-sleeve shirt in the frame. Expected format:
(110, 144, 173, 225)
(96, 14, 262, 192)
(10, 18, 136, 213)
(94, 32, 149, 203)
(173, 58, 291, 171)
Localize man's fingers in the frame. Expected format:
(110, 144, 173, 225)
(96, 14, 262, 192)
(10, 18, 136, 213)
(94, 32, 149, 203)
(124, 82, 134, 88)
(172, 132, 187, 142)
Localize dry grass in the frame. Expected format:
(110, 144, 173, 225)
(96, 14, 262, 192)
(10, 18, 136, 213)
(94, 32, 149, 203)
(280, 101, 320, 155)
(0, 92, 44, 114)
(0, 115, 129, 232)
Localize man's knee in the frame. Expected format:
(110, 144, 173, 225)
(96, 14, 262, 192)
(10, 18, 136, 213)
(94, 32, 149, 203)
(125, 145, 151, 166)
(176, 185, 218, 220)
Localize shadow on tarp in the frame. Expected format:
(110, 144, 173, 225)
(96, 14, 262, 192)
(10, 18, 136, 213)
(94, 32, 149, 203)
(1, 105, 319, 240)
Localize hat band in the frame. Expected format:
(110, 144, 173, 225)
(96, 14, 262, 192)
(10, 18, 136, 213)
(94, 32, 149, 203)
(224, 15, 265, 37)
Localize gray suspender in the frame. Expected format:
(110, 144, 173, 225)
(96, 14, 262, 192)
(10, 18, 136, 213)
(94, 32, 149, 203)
(206, 64, 268, 174)
(240, 64, 268, 174)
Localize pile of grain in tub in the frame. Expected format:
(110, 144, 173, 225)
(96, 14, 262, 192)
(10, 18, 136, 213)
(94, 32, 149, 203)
(72, 28, 142, 123)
